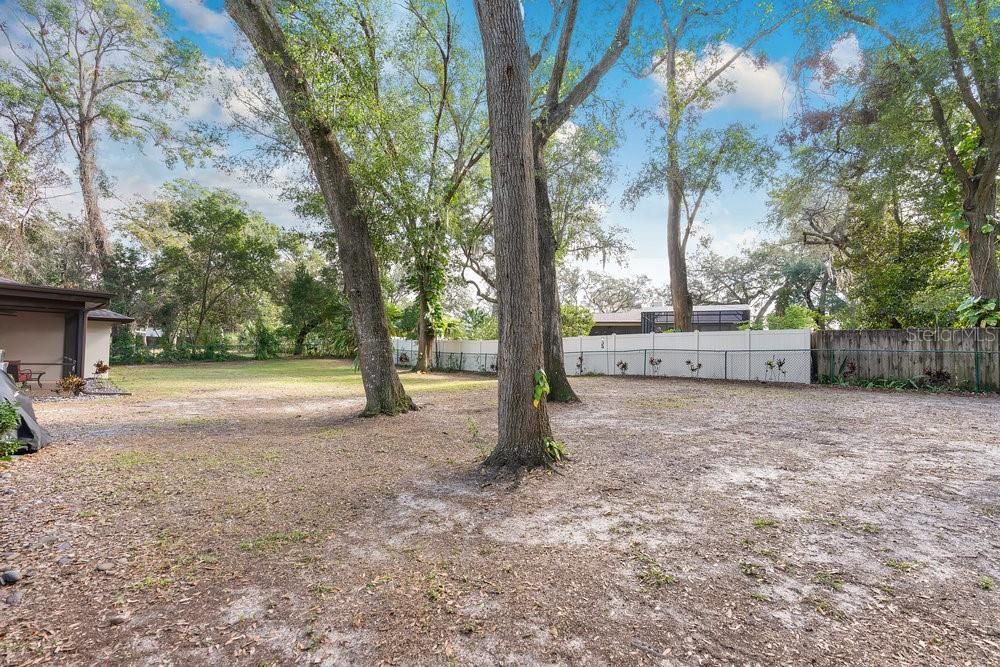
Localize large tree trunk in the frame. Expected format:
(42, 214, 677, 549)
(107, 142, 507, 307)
(666, 174, 693, 331)
(533, 142, 578, 402)
(966, 184, 1000, 300)
(414, 289, 434, 372)
(475, 0, 553, 468)
(227, 0, 413, 416)
(78, 131, 107, 275)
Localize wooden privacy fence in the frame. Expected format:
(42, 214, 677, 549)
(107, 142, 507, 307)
(812, 328, 1000, 392)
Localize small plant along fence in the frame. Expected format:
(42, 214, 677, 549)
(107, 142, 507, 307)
(393, 330, 813, 384)
(813, 328, 1000, 393)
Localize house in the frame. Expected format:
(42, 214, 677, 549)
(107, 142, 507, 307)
(589, 304, 751, 335)
(0, 278, 134, 384)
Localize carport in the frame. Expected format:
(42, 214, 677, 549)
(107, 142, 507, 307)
(0, 278, 130, 382)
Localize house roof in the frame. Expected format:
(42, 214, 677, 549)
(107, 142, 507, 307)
(592, 309, 643, 325)
(0, 277, 112, 304)
(0, 277, 115, 316)
(88, 309, 135, 323)
(593, 304, 751, 325)
(642, 304, 751, 313)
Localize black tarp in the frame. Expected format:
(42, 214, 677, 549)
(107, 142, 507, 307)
(1, 371, 51, 452)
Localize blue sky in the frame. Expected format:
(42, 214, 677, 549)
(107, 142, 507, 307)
(32, 0, 860, 287)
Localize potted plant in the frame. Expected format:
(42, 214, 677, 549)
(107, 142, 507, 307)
(649, 356, 662, 375)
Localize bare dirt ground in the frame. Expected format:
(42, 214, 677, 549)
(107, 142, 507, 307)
(1, 359, 999, 666)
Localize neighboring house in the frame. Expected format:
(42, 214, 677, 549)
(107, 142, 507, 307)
(135, 326, 164, 347)
(0, 278, 134, 383)
(590, 305, 751, 335)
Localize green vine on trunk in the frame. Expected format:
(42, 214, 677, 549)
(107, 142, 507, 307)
(532, 368, 550, 408)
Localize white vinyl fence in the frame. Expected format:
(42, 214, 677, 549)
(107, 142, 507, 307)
(393, 329, 812, 384)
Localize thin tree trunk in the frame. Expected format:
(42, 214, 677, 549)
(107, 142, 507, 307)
(227, 0, 413, 416)
(666, 173, 692, 331)
(966, 185, 1000, 300)
(475, 0, 553, 468)
(534, 142, 578, 402)
(77, 130, 107, 275)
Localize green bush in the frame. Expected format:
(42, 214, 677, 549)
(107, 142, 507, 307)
(766, 304, 819, 330)
(0, 400, 21, 461)
(248, 319, 282, 360)
(0, 400, 19, 434)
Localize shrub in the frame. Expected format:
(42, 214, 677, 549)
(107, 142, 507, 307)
(248, 319, 282, 360)
(58, 375, 87, 395)
(922, 367, 951, 387)
(0, 400, 21, 461)
(766, 304, 819, 330)
(0, 400, 19, 435)
(94, 360, 110, 375)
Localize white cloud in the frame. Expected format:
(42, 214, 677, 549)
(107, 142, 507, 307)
(181, 58, 253, 126)
(653, 42, 795, 120)
(697, 43, 795, 119)
(163, 0, 238, 43)
(827, 34, 862, 73)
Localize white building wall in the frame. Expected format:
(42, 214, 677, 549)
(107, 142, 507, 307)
(0, 312, 65, 383)
(84, 321, 113, 378)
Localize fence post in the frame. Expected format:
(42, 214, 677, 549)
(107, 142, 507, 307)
(974, 328, 981, 392)
(459, 351, 464, 373)
(724, 350, 728, 380)
(643, 349, 647, 376)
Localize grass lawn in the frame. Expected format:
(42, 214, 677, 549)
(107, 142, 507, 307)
(1, 358, 998, 665)
(114, 357, 496, 399)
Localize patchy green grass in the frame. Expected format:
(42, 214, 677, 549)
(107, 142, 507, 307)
(127, 576, 172, 591)
(807, 596, 846, 620)
(814, 571, 845, 592)
(115, 358, 495, 400)
(113, 451, 159, 469)
(885, 559, 919, 573)
(632, 549, 677, 588)
(752, 517, 780, 530)
(977, 576, 994, 591)
(240, 529, 312, 554)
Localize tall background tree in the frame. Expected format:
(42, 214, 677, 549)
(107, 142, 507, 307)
(226, 0, 414, 416)
(632, 0, 793, 331)
(527, 0, 638, 401)
(1, 0, 205, 276)
(832, 0, 1000, 317)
